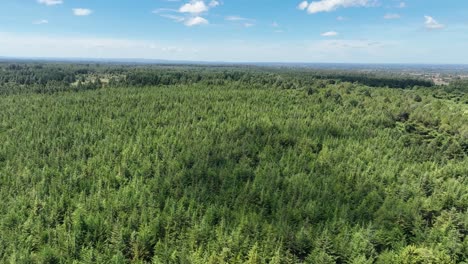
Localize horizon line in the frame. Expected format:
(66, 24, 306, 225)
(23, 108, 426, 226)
(1, 56, 468, 67)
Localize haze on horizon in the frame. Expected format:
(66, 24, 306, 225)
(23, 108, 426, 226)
(0, 0, 467, 64)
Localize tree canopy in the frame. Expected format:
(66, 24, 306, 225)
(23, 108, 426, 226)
(0, 63, 466, 263)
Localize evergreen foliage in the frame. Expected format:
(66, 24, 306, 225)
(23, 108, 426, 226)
(0, 63, 466, 263)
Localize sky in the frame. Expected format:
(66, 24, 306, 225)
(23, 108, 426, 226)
(0, 0, 467, 64)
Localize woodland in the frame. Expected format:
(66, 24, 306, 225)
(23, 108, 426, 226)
(0, 62, 466, 263)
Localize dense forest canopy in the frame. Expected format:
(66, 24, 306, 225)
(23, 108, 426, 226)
(0, 62, 436, 95)
(0, 62, 466, 263)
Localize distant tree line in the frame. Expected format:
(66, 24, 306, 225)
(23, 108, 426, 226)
(0, 62, 437, 95)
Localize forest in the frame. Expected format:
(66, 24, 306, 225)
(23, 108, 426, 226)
(0, 62, 467, 263)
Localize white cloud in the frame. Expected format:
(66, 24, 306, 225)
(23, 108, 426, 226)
(272, 22, 279, 27)
(398, 2, 406, 8)
(160, 14, 208, 26)
(225, 16, 254, 22)
(321, 31, 338, 37)
(37, 0, 62, 6)
(184, 16, 208, 26)
(298, 1, 309, 10)
(0, 32, 385, 62)
(304, 0, 372, 14)
(152, 8, 178, 14)
(73, 8, 93, 16)
(2, 31, 467, 64)
(0, 32, 198, 60)
(0, 32, 159, 58)
(208, 0, 219, 7)
(160, 14, 185, 22)
(337, 16, 346, 21)
(384, 13, 400, 19)
(225, 16, 246, 21)
(179, 1, 208, 14)
(424, 16, 444, 29)
(33, 19, 49, 25)
(157, 0, 220, 27)
(225, 16, 255, 28)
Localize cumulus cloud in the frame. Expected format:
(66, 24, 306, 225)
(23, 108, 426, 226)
(321, 31, 338, 37)
(384, 13, 400, 19)
(157, 1, 220, 27)
(73, 8, 93, 16)
(184, 16, 209, 26)
(298, 1, 309, 10)
(37, 0, 62, 6)
(424, 16, 444, 29)
(179, 1, 208, 14)
(299, 0, 372, 14)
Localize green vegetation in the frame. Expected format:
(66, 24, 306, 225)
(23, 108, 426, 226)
(0, 63, 435, 95)
(0, 63, 467, 263)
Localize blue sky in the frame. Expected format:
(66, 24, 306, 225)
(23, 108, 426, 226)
(0, 0, 467, 63)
